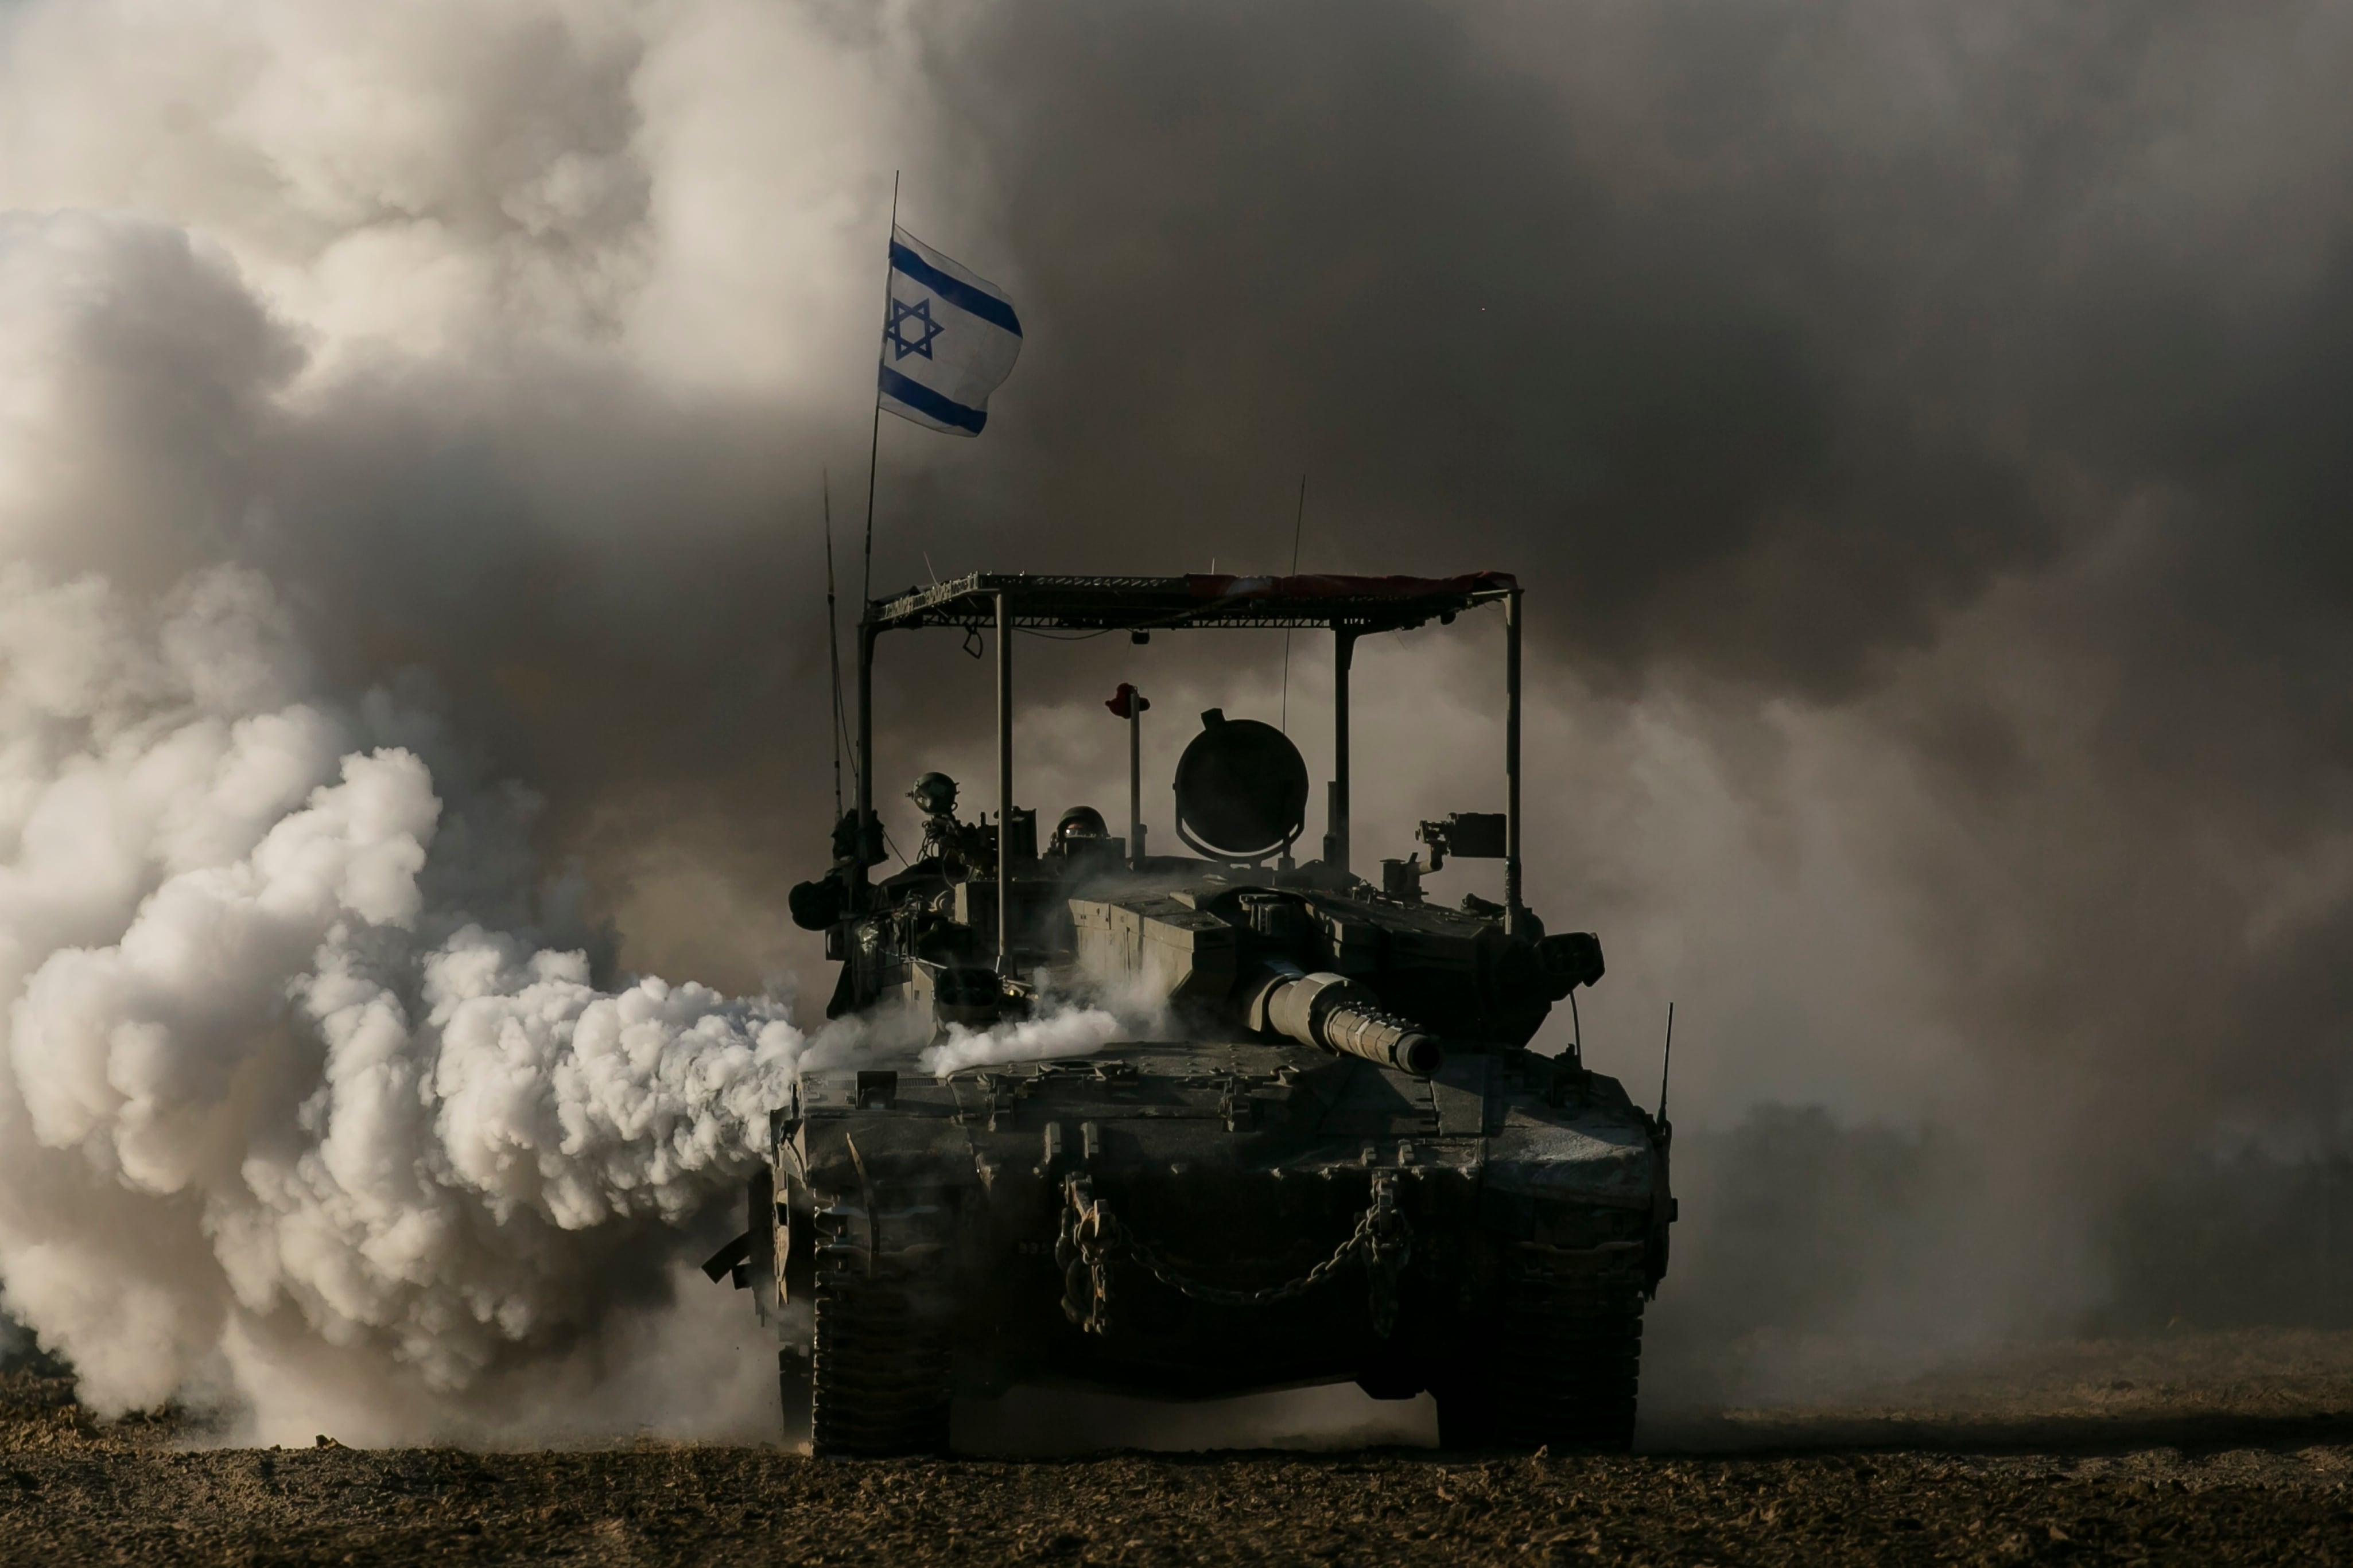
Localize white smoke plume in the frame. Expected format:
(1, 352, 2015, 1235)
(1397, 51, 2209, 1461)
(0, 552, 1115, 1441)
(920, 1006, 1120, 1077)
(0, 561, 818, 1437)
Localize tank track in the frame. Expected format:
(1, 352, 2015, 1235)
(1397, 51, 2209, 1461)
(1438, 1248, 1645, 1452)
(806, 1191, 955, 1458)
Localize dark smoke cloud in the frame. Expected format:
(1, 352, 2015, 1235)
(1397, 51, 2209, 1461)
(775, 2, 2353, 1196)
(924, 1, 2077, 680)
(896, 0, 2353, 1161)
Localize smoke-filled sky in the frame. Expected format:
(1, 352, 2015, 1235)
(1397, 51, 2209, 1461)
(3, 0, 2352, 1436)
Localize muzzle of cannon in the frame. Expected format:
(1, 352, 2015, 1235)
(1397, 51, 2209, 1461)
(1250, 967, 1443, 1078)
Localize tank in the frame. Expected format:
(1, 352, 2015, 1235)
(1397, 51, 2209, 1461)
(707, 571, 1675, 1456)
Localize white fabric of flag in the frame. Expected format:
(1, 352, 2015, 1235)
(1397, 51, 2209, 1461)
(877, 226, 1023, 437)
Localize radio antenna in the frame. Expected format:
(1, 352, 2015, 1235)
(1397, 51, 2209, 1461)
(1659, 1001, 1675, 1123)
(823, 470, 848, 819)
(1279, 474, 1307, 732)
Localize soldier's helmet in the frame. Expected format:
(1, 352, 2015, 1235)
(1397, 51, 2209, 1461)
(909, 771, 959, 816)
(1054, 805, 1108, 844)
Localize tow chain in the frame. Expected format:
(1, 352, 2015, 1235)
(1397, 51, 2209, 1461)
(1056, 1170, 1412, 1339)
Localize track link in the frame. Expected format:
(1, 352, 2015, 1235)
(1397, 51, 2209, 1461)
(806, 1214, 954, 1457)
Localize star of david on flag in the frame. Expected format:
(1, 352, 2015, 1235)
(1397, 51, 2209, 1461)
(877, 226, 1023, 437)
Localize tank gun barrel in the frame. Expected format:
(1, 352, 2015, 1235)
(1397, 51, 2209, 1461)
(1256, 969, 1443, 1078)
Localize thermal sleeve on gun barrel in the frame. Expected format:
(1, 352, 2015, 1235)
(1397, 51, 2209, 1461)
(1261, 971, 1443, 1077)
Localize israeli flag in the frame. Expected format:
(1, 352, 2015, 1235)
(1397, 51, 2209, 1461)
(877, 227, 1023, 436)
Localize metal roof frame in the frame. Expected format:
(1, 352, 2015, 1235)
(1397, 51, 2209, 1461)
(867, 571, 1518, 636)
(851, 571, 1527, 969)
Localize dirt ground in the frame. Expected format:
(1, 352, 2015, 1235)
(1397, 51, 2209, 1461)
(6, 1332, 2353, 1566)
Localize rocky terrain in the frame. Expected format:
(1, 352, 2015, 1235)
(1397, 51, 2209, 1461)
(6, 1332, 2353, 1565)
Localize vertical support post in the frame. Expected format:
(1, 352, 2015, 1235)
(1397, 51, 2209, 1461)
(853, 618, 876, 907)
(996, 591, 1014, 974)
(1504, 589, 1524, 936)
(1328, 628, 1356, 876)
(1128, 698, 1144, 870)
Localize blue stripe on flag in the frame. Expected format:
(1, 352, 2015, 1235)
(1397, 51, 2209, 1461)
(889, 242, 1023, 337)
(879, 365, 988, 433)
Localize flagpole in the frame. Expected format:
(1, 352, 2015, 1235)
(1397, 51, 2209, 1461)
(861, 170, 899, 621)
(856, 170, 899, 860)
(823, 469, 846, 822)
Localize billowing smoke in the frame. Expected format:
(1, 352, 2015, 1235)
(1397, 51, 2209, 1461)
(5, 0, 2353, 1437)
(0, 559, 825, 1441)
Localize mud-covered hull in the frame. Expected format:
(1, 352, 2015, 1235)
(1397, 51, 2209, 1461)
(767, 1038, 1669, 1448)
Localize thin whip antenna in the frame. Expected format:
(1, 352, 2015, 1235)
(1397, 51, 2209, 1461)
(1279, 473, 1307, 732)
(823, 470, 847, 819)
(1659, 1001, 1675, 1122)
